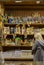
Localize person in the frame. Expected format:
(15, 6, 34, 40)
(32, 32, 44, 61)
(0, 46, 4, 65)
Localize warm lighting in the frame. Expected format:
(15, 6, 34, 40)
(36, 0, 40, 4)
(15, 0, 22, 3)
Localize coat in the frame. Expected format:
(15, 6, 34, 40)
(0, 51, 4, 65)
(32, 40, 44, 61)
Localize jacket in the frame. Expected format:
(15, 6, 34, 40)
(32, 40, 44, 61)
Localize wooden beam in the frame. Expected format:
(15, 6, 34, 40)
(2, 1, 44, 6)
(4, 5, 44, 10)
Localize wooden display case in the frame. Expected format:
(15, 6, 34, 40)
(0, 1, 44, 64)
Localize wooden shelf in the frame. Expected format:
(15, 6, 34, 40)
(3, 0, 44, 7)
(3, 33, 34, 36)
(3, 23, 44, 61)
(4, 23, 23, 26)
(4, 58, 33, 61)
(4, 23, 44, 25)
(3, 33, 44, 36)
(30, 23, 44, 25)
(30, 23, 44, 27)
(2, 46, 32, 51)
(3, 34, 14, 36)
(4, 23, 44, 28)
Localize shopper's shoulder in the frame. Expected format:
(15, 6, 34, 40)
(35, 40, 39, 43)
(34, 40, 39, 45)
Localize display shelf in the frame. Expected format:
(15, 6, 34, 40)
(30, 23, 44, 26)
(4, 58, 33, 61)
(30, 23, 44, 28)
(3, 33, 14, 36)
(4, 23, 44, 26)
(3, 23, 44, 62)
(1, 1, 44, 63)
(3, 33, 44, 35)
(15, 34, 34, 36)
(22, 33, 44, 35)
(4, 23, 23, 27)
(3, 33, 25, 36)
(2, 46, 32, 51)
(3, 33, 34, 36)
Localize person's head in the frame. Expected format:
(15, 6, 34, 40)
(34, 32, 43, 41)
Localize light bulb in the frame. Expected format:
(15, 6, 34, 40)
(36, 0, 40, 4)
(15, 0, 22, 3)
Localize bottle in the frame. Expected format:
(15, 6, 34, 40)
(22, 25, 26, 34)
(4, 14, 8, 23)
(8, 15, 14, 23)
(10, 27, 14, 34)
(15, 37, 21, 46)
(27, 28, 29, 34)
(16, 25, 20, 34)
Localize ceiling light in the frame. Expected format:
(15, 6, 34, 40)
(36, 0, 40, 4)
(15, 0, 22, 3)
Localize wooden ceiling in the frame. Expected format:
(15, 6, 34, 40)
(0, 0, 44, 10)
(0, 0, 44, 6)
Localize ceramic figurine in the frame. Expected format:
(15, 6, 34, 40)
(8, 14, 14, 23)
